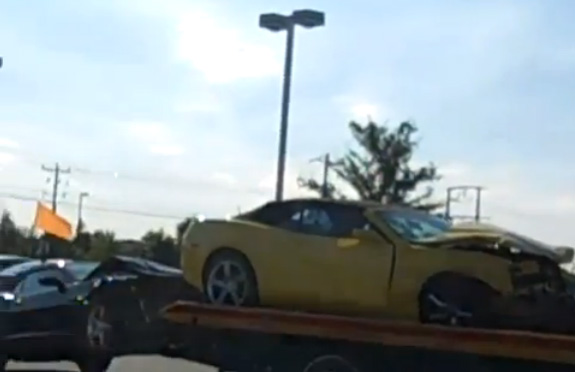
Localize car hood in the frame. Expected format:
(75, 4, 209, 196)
(418, 222, 574, 264)
(83, 255, 182, 281)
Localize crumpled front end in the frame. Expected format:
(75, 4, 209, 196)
(418, 230, 575, 335)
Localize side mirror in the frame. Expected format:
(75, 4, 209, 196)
(351, 228, 380, 241)
(38, 277, 66, 293)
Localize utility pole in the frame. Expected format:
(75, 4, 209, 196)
(445, 185, 485, 222)
(41, 163, 71, 212)
(310, 153, 335, 198)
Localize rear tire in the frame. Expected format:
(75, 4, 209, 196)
(202, 249, 259, 307)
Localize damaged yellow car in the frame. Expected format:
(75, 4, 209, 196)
(181, 198, 575, 333)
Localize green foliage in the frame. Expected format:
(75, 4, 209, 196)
(85, 230, 119, 261)
(299, 120, 442, 210)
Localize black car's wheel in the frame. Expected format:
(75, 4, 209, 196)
(418, 273, 499, 327)
(303, 355, 359, 372)
(86, 297, 116, 352)
(75, 354, 113, 372)
(202, 249, 259, 306)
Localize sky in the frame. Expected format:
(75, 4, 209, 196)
(0, 0, 575, 243)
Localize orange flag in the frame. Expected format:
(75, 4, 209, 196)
(33, 202, 72, 240)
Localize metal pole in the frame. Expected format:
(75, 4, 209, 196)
(51, 164, 60, 212)
(274, 22, 295, 202)
(77, 193, 87, 227)
(321, 153, 330, 198)
(475, 187, 482, 222)
(445, 187, 453, 220)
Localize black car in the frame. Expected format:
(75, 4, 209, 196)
(0, 259, 112, 372)
(0, 255, 198, 370)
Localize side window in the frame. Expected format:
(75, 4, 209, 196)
(299, 207, 334, 235)
(294, 204, 370, 238)
(244, 202, 298, 226)
(19, 269, 68, 296)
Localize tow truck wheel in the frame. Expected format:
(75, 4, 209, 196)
(203, 249, 259, 307)
(75, 354, 113, 372)
(303, 355, 359, 372)
(419, 273, 499, 327)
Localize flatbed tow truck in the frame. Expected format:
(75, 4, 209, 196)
(161, 301, 575, 372)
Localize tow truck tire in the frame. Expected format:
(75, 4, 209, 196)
(302, 355, 359, 372)
(75, 354, 113, 372)
(418, 272, 499, 327)
(202, 249, 259, 307)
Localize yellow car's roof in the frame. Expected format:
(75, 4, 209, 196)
(272, 198, 408, 210)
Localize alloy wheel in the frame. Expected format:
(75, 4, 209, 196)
(87, 305, 112, 348)
(206, 260, 249, 305)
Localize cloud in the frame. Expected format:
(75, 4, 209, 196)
(173, 10, 281, 83)
(211, 172, 237, 186)
(125, 121, 184, 156)
(0, 152, 17, 166)
(0, 137, 20, 150)
(149, 144, 184, 156)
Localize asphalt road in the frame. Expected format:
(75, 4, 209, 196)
(7, 356, 216, 372)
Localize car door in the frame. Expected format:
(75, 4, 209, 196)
(14, 269, 75, 336)
(278, 202, 394, 316)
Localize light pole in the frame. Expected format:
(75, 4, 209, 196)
(77, 192, 89, 230)
(259, 9, 325, 201)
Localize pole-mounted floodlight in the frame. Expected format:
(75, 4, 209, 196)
(259, 9, 326, 202)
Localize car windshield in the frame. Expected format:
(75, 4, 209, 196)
(375, 209, 452, 242)
(67, 261, 99, 280)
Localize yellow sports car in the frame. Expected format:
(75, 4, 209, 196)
(180, 198, 575, 332)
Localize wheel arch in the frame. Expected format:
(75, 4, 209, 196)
(418, 270, 500, 301)
(201, 246, 259, 291)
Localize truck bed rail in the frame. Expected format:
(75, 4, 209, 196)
(161, 301, 575, 365)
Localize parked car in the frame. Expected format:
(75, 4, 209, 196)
(0, 255, 199, 371)
(0, 254, 30, 271)
(180, 198, 575, 334)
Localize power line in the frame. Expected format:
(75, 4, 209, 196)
(0, 192, 188, 220)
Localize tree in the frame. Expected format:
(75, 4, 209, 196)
(0, 211, 23, 254)
(86, 230, 118, 261)
(141, 229, 178, 267)
(299, 120, 441, 210)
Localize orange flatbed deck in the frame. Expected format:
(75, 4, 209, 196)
(162, 300, 575, 367)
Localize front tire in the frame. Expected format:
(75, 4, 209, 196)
(418, 273, 499, 327)
(85, 296, 117, 353)
(202, 249, 259, 306)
